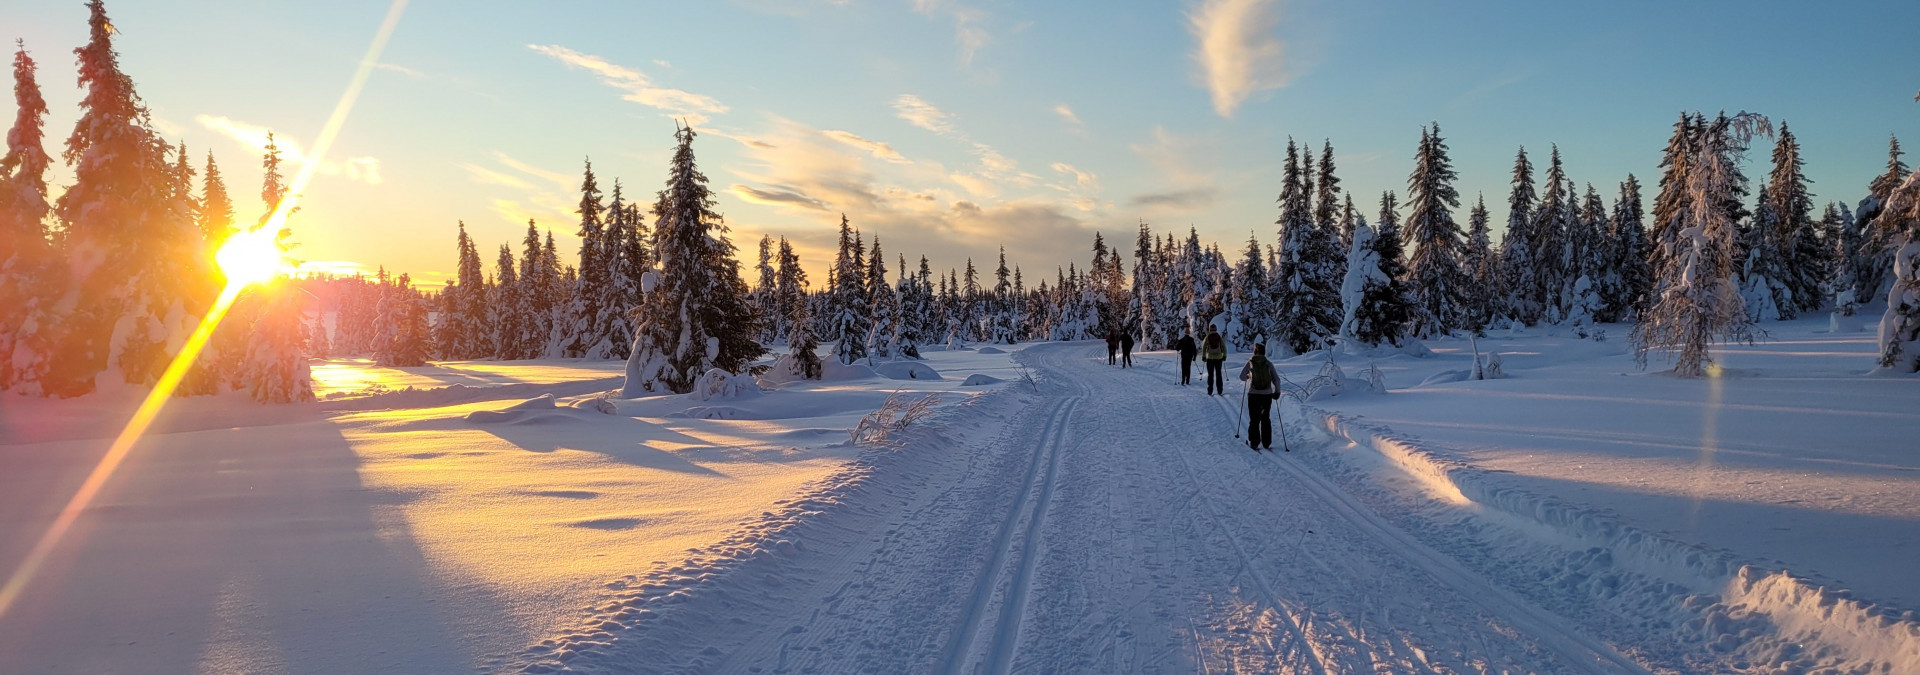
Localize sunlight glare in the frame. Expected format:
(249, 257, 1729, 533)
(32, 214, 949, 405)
(217, 226, 287, 286)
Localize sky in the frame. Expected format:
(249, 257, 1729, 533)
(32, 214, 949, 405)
(6, 0, 1919, 288)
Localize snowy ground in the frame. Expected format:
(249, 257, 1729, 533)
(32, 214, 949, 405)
(2, 324, 1916, 674)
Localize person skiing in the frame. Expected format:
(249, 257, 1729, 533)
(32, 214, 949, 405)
(1119, 329, 1135, 368)
(1202, 326, 1227, 395)
(1176, 329, 1198, 385)
(1240, 343, 1283, 451)
(1105, 330, 1120, 366)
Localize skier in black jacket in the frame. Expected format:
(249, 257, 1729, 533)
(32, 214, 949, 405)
(1105, 331, 1119, 365)
(1176, 330, 1198, 385)
(1119, 329, 1135, 368)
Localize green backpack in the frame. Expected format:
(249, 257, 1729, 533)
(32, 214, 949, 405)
(1249, 355, 1274, 391)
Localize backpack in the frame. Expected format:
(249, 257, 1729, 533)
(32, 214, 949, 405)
(1203, 333, 1225, 359)
(1250, 355, 1274, 391)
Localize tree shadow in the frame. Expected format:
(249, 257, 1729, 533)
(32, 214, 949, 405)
(0, 420, 483, 673)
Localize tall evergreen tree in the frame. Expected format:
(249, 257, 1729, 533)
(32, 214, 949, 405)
(1347, 193, 1415, 345)
(1402, 123, 1471, 337)
(1766, 122, 1825, 316)
(1499, 146, 1540, 324)
(828, 214, 870, 363)
(48, 0, 207, 394)
(553, 159, 609, 357)
(1270, 138, 1343, 354)
(1462, 195, 1498, 330)
(869, 238, 901, 355)
(623, 126, 765, 395)
(199, 151, 233, 241)
(1634, 112, 1768, 376)
(489, 243, 525, 359)
(1869, 165, 1920, 371)
(777, 237, 821, 379)
(754, 234, 778, 343)
(1855, 136, 1909, 302)
(0, 39, 54, 392)
(1604, 175, 1651, 322)
(1232, 233, 1272, 350)
(1741, 183, 1794, 321)
(1532, 145, 1577, 323)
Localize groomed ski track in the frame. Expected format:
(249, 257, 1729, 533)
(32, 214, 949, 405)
(529, 341, 1651, 673)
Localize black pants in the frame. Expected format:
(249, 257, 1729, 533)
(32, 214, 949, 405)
(1121, 346, 1133, 367)
(1107, 346, 1117, 365)
(1205, 359, 1224, 394)
(1248, 392, 1273, 448)
(1180, 358, 1193, 384)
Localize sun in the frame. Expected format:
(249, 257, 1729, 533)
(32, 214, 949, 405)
(216, 227, 287, 287)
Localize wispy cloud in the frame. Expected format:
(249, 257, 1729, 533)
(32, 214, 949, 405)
(459, 152, 578, 228)
(196, 114, 383, 184)
(731, 184, 830, 210)
(893, 94, 956, 134)
(1052, 103, 1083, 127)
(528, 44, 727, 124)
(459, 163, 533, 190)
(374, 62, 424, 78)
(1128, 126, 1218, 212)
(1189, 0, 1289, 118)
(1129, 188, 1220, 209)
(1050, 162, 1099, 190)
(910, 0, 992, 67)
(823, 129, 911, 163)
(492, 152, 575, 190)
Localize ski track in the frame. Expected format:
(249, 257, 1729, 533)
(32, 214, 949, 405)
(529, 342, 1662, 674)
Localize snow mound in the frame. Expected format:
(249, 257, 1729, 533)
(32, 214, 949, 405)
(690, 369, 762, 401)
(1419, 369, 1472, 386)
(1829, 311, 1866, 334)
(465, 394, 561, 423)
(669, 406, 751, 420)
(961, 374, 1004, 386)
(975, 346, 1007, 355)
(874, 361, 942, 381)
(819, 361, 879, 381)
(573, 396, 619, 415)
(1336, 338, 1433, 359)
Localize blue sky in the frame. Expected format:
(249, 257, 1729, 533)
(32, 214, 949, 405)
(8, 0, 1918, 286)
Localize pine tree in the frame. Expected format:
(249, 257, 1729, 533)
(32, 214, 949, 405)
(754, 234, 778, 343)
(1826, 203, 1862, 315)
(1649, 114, 1700, 294)
(240, 283, 314, 403)
(1634, 112, 1769, 376)
(553, 159, 608, 358)
(869, 238, 901, 356)
(990, 246, 1016, 344)
(1350, 194, 1415, 345)
(199, 151, 233, 241)
(622, 126, 765, 395)
(489, 243, 525, 359)
(1766, 122, 1825, 316)
(48, 1, 209, 394)
(1, 39, 55, 392)
(1316, 140, 1347, 250)
(449, 221, 487, 357)
(1232, 234, 1271, 350)
(1740, 183, 1793, 321)
(377, 274, 432, 367)
(1563, 184, 1609, 329)
(1462, 195, 1498, 330)
(1604, 175, 1651, 322)
(775, 237, 822, 379)
(1402, 123, 1471, 337)
(1532, 145, 1577, 323)
(1271, 138, 1343, 354)
(1499, 146, 1540, 324)
(1870, 167, 1920, 371)
(827, 214, 870, 364)
(1855, 136, 1909, 303)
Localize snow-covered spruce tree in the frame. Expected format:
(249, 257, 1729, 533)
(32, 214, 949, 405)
(754, 234, 779, 344)
(1562, 185, 1609, 330)
(1271, 139, 1343, 355)
(1232, 234, 1272, 350)
(1826, 203, 1862, 315)
(240, 278, 314, 403)
(1740, 184, 1794, 322)
(488, 243, 525, 359)
(376, 274, 432, 367)
(868, 238, 900, 357)
(623, 126, 764, 395)
(1602, 175, 1651, 323)
(1633, 112, 1769, 376)
(591, 180, 641, 360)
(48, 1, 210, 395)
(436, 221, 486, 358)
(1871, 168, 1920, 372)
(551, 160, 608, 358)
(1531, 145, 1577, 323)
(1648, 114, 1700, 298)
(1853, 136, 1907, 303)
(989, 247, 1016, 344)
(1402, 124, 1471, 338)
(1499, 147, 1540, 324)
(1316, 140, 1349, 259)
(1462, 195, 1499, 331)
(1131, 221, 1166, 348)
(896, 254, 925, 357)
(826, 214, 870, 364)
(1, 39, 56, 393)
(1767, 122, 1826, 316)
(1351, 194, 1415, 345)
(511, 221, 552, 359)
(776, 238, 822, 379)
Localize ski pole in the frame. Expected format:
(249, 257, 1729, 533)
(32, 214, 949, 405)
(1276, 389, 1292, 452)
(1235, 378, 1245, 440)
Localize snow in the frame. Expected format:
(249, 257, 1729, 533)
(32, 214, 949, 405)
(3, 328, 1916, 673)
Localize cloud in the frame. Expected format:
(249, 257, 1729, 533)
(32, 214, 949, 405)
(459, 163, 533, 190)
(1052, 103, 1083, 127)
(1050, 162, 1099, 190)
(731, 184, 830, 211)
(1129, 188, 1220, 209)
(822, 129, 910, 163)
(911, 0, 993, 66)
(1189, 0, 1288, 118)
(293, 259, 371, 278)
(893, 94, 956, 134)
(492, 152, 576, 190)
(196, 114, 383, 184)
(374, 62, 424, 78)
(528, 44, 728, 120)
(460, 152, 579, 228)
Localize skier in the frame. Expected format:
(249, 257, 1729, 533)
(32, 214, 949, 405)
(1176, 329, 1198, 385)
(1240, 343, 1282, 451)
(1105, 331, 1120, 365)
(1119, 329, 1135, 368)
(1202, 326, 1227, 395)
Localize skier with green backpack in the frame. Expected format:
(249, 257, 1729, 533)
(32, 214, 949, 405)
(1239, 344, 1284, 451)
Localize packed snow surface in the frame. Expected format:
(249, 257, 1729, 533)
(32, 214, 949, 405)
(3, 321, 1916, 674)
